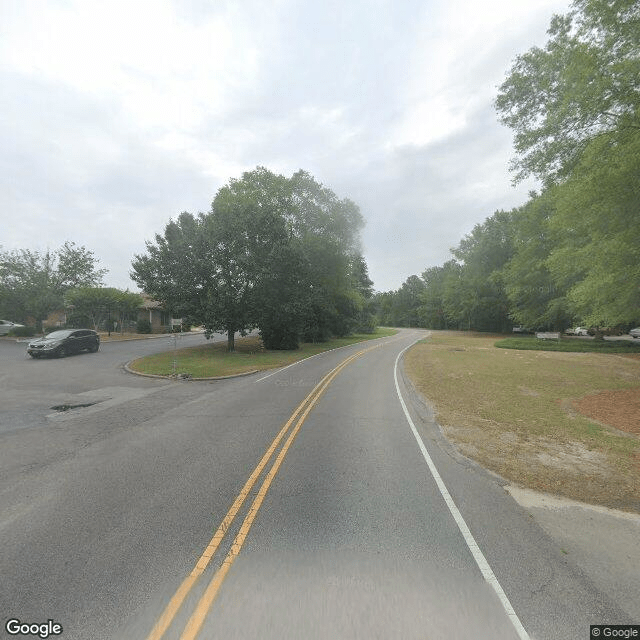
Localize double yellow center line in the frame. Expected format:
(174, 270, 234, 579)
(146, 341, 384, 640)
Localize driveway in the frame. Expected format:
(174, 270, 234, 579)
(0, 331, 218, 434)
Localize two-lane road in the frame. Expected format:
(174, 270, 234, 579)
(0, 330, 633, 639)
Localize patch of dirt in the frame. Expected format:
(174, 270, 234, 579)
(518, 386, 540, 397)
(442, 423, 640, 513)
(574, 388, 640, 436)
(535, 441, 609, 474)
(445, 426, 610, 479)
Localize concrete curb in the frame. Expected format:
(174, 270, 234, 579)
(123, 360, 260, 381)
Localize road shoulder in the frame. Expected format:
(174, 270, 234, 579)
(400, 355, 640, 625)
(505, 485, 640, 623)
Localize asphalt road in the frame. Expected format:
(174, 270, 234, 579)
(0, 330, 635, 639)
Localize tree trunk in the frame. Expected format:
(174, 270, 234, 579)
(227, 328, 235, 352)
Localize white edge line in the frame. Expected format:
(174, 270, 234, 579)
(393, 339, 530, 640)
(254, 357, 308, 382)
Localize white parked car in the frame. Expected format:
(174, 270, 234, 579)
(0, 320, 25, 335)
(629, 327, 640, 339)
(512, 325, 529, 333)
(572, 327, 590, 336)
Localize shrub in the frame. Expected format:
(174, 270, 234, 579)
(136, 319, 152, 334)
(8, 326, 36, 337)
(356, 312, 377, 334)
(260, 324, 300, 350)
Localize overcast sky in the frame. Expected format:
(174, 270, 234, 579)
(1, 0, 572, 293)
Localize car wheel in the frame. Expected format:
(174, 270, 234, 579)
(90, 343, 99, 352)
(29, 353, 39, 359)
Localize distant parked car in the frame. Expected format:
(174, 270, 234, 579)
(27, 329, 100, 358)
(630, 327, 640, 339)
(512, 326, 529, 333)
(0, 320, 25, 335)
(572, 327, 590, 336)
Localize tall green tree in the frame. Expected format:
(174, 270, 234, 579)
(252, 240, 308, 349)
(349, 255, 376, 333)
(132, 167, 369, 351)
(394, 275, 427, 327)
(288, 170, 366, 341)
(372, 275, 427, 328)
(289, 170, 364, 253)
(64, 287, 142, 332)
(130, 211, 210, 329)
(496, 0, 640, 184)
(546, 132, 640, 328)
(501, 193, 573, 331)
(211, 167, 304, 350)
(419, 265, 451, 329)
(371, 290, 395, 327)
(0, 242, 107, 329)
(496, 0, 640, 331)
(448, 211, 514, 332)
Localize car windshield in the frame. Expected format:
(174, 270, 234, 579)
(44, 330, 74, 339)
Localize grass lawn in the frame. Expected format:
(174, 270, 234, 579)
(404, 331, 640, 513)
(128, 327, 398, 378)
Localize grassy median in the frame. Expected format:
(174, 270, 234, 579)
(128, 328, 397, 378)
(404, 331, 640, 513)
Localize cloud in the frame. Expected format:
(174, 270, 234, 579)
(0, 0, 571, 292)
(0, 70, 215, 282)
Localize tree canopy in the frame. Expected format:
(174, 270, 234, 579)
(64, 287, 142, 332)
(495, 0, 640, 184)
(0, 242, 107, 329)
(377, 0, 639, 334)
(131, 167, 372, 350)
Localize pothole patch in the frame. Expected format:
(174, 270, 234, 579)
(50, 402, 99, 412)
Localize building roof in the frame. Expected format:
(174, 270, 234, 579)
(139, 293, 164, 310)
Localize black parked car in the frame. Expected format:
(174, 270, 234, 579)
(27, 329, 100, 358)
